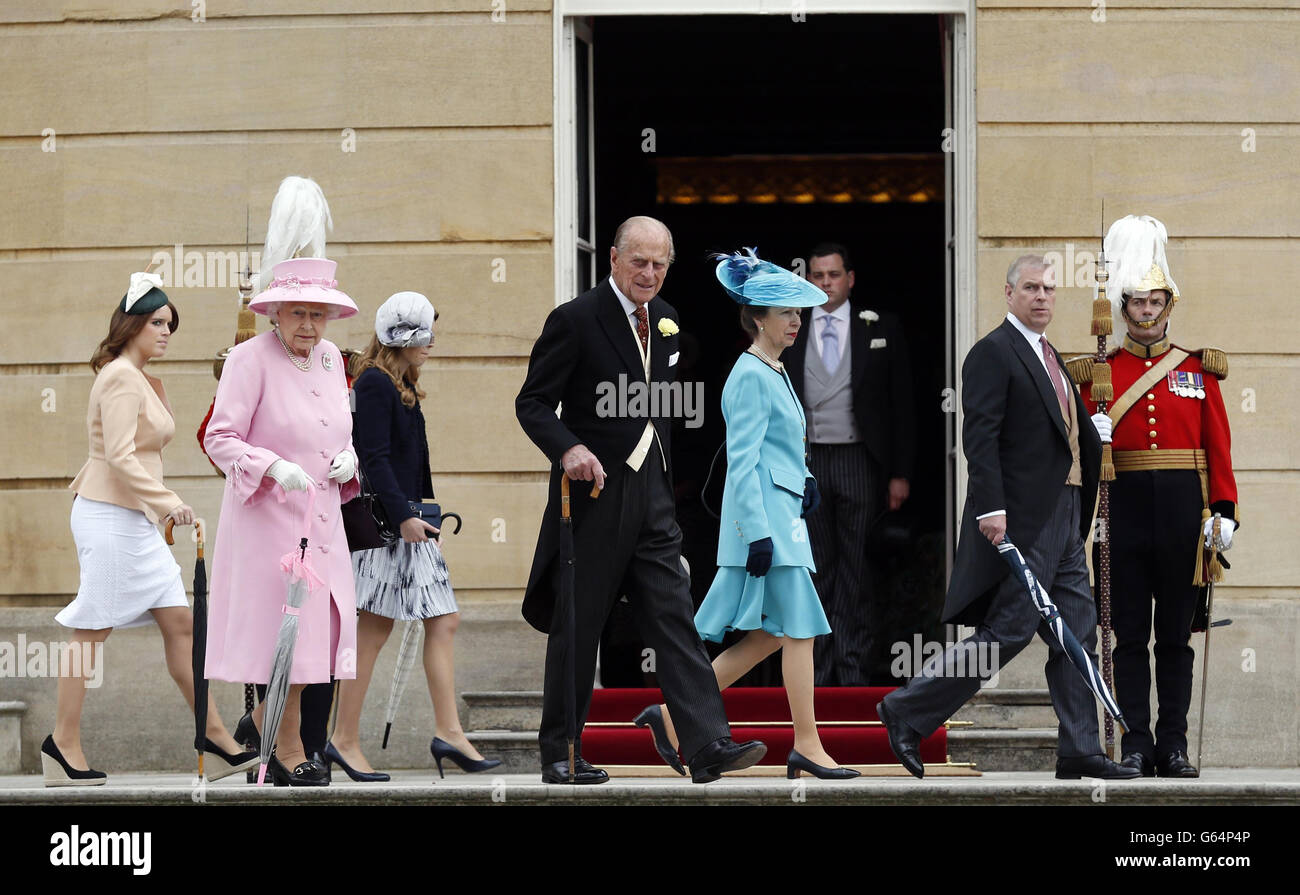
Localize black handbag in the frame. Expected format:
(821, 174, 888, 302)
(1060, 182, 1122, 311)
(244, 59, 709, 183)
(408, 501, 463, 536)
(341, 462, 400, 551)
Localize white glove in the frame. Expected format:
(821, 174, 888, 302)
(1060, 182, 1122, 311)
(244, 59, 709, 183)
(328, 450, 356, 483)
(1203, 516, 1236, 551)
(1090, 412, 1113, 444)
(266, 459, 312, 492)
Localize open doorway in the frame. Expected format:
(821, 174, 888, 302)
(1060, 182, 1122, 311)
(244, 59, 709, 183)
(581, 13, 954, 686)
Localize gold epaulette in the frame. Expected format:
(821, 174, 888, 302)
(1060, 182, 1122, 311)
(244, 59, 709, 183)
(1177, 346, 1228, 379)
(1065, 356, 1094, 384)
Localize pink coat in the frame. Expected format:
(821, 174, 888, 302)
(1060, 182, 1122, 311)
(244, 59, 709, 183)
(203, 331, 360, 684)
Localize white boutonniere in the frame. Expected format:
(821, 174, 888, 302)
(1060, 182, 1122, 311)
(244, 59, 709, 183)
(858, 310, 879, 325)
(658, 318, 680, 337)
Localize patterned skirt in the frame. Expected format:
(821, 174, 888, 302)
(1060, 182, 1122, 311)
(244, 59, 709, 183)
(351, 538, 458, 621)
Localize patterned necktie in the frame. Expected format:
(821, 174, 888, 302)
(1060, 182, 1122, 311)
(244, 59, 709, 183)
(821, 316, 840, 375)
(1040, 336, 1069, 416)
(634, 305, 649, 356)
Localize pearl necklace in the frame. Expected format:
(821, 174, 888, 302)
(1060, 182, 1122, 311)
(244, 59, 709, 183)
(748, 344, 783, 372)
(275, 327, 313, 372)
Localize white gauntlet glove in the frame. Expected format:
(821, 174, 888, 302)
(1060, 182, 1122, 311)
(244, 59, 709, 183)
(1203, 516, 1236, 551)
(1090, 413, 1113, 444)
(266, 459, 312, 492)
(328, 450, 356, 483)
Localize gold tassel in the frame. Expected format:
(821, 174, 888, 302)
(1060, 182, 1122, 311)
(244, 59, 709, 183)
(235, 308, 257, 345)
(1066, 356, 1094, 384)
(1192, 509, 1212, 586)
(1090, 363, 1113, 402)
(1207, 551, 1224, 583)
(1100, 444, 1116, 482)
(1091, 298, 1113, 336)
(1200, 347, 1229, 379)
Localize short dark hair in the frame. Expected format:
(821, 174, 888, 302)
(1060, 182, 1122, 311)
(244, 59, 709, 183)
(739, 306, 765, 339)
(809, 242, 853, 273)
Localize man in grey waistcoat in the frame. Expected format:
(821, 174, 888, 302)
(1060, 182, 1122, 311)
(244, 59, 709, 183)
(784, 242, 916, 685)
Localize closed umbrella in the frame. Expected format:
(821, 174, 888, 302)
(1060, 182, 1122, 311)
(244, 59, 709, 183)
(166, 517, 208, 779)
(997, 537, 1128, 731)
(256, 488, 324, 786)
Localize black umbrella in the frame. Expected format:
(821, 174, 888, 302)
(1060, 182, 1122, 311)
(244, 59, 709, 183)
(166, 517, 208, 780)
(997, 537, 1128, 731)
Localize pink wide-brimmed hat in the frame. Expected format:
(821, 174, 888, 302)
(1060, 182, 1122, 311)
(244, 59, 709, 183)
(249, 258, 358, 319)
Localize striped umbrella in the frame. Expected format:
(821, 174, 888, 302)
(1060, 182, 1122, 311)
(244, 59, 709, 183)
(997, 537, 1128, 731)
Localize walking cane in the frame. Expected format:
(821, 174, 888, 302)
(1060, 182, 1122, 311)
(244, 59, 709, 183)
(558, 474, 600, 782)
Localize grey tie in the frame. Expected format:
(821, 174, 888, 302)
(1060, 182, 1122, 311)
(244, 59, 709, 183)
(821, 316, 840, 375)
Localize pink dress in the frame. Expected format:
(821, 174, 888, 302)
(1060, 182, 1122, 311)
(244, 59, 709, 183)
(203, 331, 360, 684)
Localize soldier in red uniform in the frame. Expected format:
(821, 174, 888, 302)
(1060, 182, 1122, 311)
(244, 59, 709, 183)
(1072, 215, 1237, 779)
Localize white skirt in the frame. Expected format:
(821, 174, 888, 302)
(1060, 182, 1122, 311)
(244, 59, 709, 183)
(57, 496, 187, 630)
(352, 538, 458, 621)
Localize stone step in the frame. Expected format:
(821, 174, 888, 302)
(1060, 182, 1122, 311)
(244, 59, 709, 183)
(948, 729, 1059, 772)
(952, 688, 1058, 729)
(463, 691, 543, 733)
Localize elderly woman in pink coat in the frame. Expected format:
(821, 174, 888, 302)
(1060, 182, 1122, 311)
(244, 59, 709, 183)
(204, 256, 360, 786)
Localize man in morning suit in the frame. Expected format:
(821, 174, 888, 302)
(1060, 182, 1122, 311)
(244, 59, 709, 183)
(876, 254, 1140, 780)
(516, 216, 766, 784)
(784, 243, 915, 685)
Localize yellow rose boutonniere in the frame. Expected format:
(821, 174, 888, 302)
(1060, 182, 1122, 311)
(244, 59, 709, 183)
(658, 318, 680, 337)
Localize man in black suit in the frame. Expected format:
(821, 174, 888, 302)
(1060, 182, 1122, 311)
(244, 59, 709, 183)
(784, 243, 915, 685)
(516, 216, 765, 784)
(876, 254, 1139, 780)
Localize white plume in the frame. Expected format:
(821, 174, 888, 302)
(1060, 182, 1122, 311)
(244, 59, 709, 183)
(1102, 214, 1179, 346)
(256, 176, 333, 290)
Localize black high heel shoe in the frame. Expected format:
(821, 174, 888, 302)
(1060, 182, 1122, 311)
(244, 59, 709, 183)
(234, 711, 261, 751)
(202, 738, 260, 782)
(633, 705, 685, 775)
(41, 735, 107, 788)
(430, 737, 502, 779)
(786, 749, 862, 780)
(323, 742, 390, 783)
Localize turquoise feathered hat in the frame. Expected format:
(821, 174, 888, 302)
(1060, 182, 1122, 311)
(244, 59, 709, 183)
(714, 248, 827, 308)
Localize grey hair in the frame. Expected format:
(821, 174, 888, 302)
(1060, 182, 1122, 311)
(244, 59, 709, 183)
(613, 215, 676, 264)
(1006, 253, 1052, 289)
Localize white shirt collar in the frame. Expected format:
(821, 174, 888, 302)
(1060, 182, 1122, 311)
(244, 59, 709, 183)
(812, 301, 851, 327)
(609, 278, 639, 318)
(1005, 311, 1049, 350)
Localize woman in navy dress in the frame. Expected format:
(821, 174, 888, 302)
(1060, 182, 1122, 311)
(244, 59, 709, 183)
(639, 251, 858, 780)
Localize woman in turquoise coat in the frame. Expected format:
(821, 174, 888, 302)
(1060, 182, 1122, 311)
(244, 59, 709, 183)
(639, 250, 858, 780)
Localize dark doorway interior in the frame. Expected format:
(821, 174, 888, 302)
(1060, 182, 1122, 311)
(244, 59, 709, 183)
(592, 14, 949, 687)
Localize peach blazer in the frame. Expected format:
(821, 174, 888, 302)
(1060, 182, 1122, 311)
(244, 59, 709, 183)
(70, 356, 181, 523)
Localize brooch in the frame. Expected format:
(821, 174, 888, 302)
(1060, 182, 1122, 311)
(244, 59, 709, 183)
(322, 353, 334, 371)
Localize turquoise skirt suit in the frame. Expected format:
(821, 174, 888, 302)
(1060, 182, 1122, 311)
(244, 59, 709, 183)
(695, 351, 831, 642)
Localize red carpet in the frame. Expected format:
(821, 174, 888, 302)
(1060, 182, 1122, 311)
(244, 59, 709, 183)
(582, 687, 946, 767)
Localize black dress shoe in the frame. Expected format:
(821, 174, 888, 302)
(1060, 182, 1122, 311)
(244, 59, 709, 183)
(876, 700, 924, 779)
(1120, 751, 1156, 777)
(267, 755, 331, 787)
(786, 749, 861, 780)
(1055, 754, 1142, 780)
(688, 737, 767, 784)
(541, 756, 609, 784)
(633, 705, 684, 776)
(1157, 751, 1199, 778)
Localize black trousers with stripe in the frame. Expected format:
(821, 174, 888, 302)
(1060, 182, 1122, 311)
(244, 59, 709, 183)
(537, 442, 730, 765)
(806, 442, 881, 686)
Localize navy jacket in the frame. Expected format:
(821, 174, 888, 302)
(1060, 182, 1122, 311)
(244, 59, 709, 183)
(352, 367, 434, 526)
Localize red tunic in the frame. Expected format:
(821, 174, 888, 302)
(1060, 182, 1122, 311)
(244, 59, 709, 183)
(1083, 341, 1237, 519)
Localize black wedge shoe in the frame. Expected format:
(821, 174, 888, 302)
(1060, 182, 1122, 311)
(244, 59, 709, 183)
(786, 749, 861, 780)
(202, 738, 260, 782)
(430, 737, 502, 779)
(323, 742, 390, 782)
(41, 735, 107, 788)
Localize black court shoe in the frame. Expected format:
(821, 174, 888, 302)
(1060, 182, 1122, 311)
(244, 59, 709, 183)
(324, 742, 390, 783)
(633, 705, 685, 776)
(786, 749, 861, 780)
(431, 737, 502, 779)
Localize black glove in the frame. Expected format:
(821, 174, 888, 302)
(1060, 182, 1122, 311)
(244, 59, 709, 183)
(746, 537, 774, 578)
(801, 477, 820, 517)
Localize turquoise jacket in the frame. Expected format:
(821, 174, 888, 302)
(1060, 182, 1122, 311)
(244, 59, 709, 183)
(716, 352, 816, 570)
